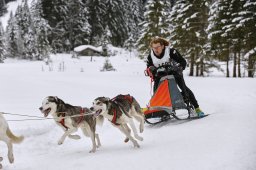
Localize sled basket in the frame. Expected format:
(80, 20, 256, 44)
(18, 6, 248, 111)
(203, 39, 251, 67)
(143, 75, 187, 124)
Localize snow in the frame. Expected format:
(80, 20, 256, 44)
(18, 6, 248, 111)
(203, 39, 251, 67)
(0, 47, 256, 170)
(74, 45, 102, 53)
(244, 47, 256, 59)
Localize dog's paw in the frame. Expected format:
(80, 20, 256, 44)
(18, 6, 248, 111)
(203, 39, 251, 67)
(135, 135, 143, 141)
(124, 137, 129, 143)
(89, 148, 96, 153)
(133, 142, 140, 148)
(140, 125, 144, 133)
(58, 140, 63, 145)
(8, 153, 14, 164)
(68, 134, 81, 140)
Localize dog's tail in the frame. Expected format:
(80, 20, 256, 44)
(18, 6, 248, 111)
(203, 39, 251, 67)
(6, 127, 24, 144)
(96, 115, 104, 126)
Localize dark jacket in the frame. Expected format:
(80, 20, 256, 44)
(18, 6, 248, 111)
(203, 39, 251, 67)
(146, 47, 187, 70)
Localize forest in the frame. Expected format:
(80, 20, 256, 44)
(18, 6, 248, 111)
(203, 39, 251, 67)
(0, 0, 255, 77)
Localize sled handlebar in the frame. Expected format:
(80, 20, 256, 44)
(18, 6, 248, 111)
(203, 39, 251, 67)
(145, 63, 183, 78)
(154, 63, 183, 75)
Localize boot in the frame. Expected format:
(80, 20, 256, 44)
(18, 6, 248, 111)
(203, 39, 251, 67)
(195, 107, 205, 117)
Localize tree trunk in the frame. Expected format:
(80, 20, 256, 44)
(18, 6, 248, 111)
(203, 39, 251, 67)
(238, 51, 241, 77)
(248, 55, 254, 77)
(196, 63, 199, 76)
(226, 53, 230, 78)
(200, 57, 204, 76)
(233, 52, 237, 77)
(189, 53, 194, 76)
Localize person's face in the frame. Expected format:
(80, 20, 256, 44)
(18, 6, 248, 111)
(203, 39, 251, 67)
(151, 43, 164, 56)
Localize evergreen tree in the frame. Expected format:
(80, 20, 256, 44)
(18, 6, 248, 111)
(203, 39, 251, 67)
(104, 0, 128, 46)
(42, 0, 91, 52)
(136, 0, 171, 58)
(124, 0, 144, 42)
(30, 0, 51, 60)
(19, 0, 38, 60)
(208, 0, 234, 77)
(5, 11, 20, 58)
(227, 0, 246, 77)
(170, 0, 210, 76)
(87, 0, 107, 45)
(241, 0, 256, 77)
(0, 21, 5, 63)
(69, 0, 91, 49)
(50, 0, 68, 52)
(0, 0, 7, 17)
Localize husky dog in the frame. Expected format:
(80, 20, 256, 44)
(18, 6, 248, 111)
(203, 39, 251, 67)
(39, 96, 103, 153)
(90, 94, 145, 148)
(0, 112, 24, 165)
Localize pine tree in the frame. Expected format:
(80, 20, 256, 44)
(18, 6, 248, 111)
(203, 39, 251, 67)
(227, 0, 246, 77)
(123, 0, 144, 43)
(19, 0, 38, 60)
(0, 21, 5, 63)
(241, 0, 256, 77)
(5, 11, 20, 58)
(170, 0, 210, 76)
(87, 0, 107, 45)
(209, 0, 232, 77)
(136, 0, 171, 58)
(104, 0, 128, 46)
(30, 0, 51, 60)
(0, 0, 7, 17)
(41, 0, 91, 52)
(50, 0, 68, 52)
(70, 0, 91, 49)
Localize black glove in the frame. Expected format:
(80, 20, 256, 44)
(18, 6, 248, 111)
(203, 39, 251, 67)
(148, 66, 156, 74)
(145, 66, 156, 78)
(166, 64, 183, 75)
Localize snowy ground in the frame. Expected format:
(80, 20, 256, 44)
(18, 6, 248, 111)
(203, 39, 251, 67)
(0, 49, 256, 170)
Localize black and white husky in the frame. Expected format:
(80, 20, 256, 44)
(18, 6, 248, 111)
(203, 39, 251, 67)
(0, 112, 24, 165)
(90, 94, 145, 148)
(39, 96, 103, 153)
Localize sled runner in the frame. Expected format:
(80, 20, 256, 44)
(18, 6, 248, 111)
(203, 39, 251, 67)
(143, 63, 208, 125)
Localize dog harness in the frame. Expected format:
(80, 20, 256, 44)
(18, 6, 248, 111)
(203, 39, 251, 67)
(110, 94, 133, 126)
(111, 109, 120, 126)
(58, 108, 85, 130)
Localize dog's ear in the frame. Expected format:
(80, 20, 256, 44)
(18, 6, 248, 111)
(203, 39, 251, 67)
(56, 97, 65, 105)
(102, 97, 110, 103)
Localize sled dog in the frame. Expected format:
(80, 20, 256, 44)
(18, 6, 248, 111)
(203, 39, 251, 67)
(90, 94, 145, 148)
(0, 112, 24, 165)
(39, 96, 103, 153)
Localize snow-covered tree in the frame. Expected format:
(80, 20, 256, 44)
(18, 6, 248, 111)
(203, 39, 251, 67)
(41, 0, 91, 52)
(0, 21, 5, 63)
(70, 0, 91, 49)
(240, 0, 256, 77)
(87, 0, 107, 46)
(104, 0, 128, 46)
(30, 0, 51, 60)
(0, 0, 7, 17)
(136, 0, 171, 58)
(124, 0, 144, 43)
(5, 11, 20, 58)
(170, 0, 210, 76)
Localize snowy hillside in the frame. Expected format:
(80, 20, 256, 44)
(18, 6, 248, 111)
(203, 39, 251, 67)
(0, 48, 256, 170)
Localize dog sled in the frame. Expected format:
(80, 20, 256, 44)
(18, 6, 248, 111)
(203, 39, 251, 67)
(143, 63, 208, 125)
